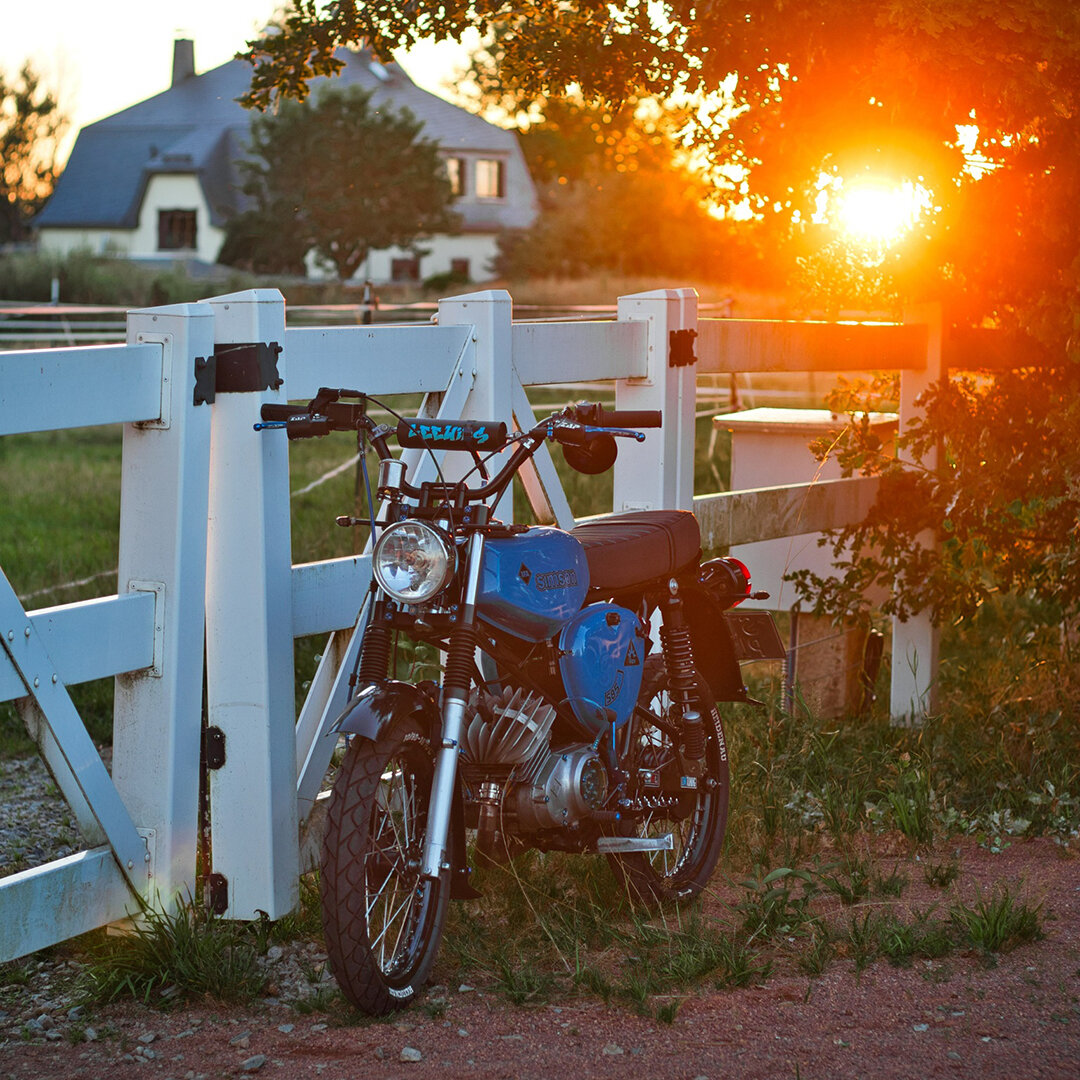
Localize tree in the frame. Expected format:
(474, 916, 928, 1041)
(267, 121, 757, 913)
(241, 3, 1080, 626)
(221, 84, 458, 280)
(1, 62, 65, 245)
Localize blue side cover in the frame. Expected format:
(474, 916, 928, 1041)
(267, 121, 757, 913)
(557, 604, 646, 734)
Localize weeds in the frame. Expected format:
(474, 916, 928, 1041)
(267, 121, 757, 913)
(924, 859, 961, 889)
(81, 899, 266, 1006)
(949, 887, 1045, 955)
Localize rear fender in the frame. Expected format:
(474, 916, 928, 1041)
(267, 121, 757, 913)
(680, 586, 750, 703)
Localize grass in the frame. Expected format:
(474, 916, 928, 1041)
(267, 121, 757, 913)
(2, 308, 1077, 1014)
(80, 898, 268, 1006)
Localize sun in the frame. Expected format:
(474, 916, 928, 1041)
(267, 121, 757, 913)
(834, 177, 930, 246)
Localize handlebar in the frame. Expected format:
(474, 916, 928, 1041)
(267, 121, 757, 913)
(256, 391, 662, 506)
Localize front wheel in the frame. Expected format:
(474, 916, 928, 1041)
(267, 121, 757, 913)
(608, 655, 730, 905)
(320, 717, 449, 1015)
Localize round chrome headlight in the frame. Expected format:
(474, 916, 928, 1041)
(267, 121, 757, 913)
(373, 521, 457, 604)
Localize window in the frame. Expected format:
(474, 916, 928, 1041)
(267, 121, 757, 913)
(450, 258, 470, 279)
(475, 159, 505, 199)
(391, 257, 420, 282)
(158, 209, 197, 251)
(444, 157, 466, 196)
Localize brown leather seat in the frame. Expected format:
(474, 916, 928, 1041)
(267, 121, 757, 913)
(571, 510, 701, 592)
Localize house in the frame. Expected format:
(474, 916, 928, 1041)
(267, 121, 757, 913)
(35, 40, 538, 284)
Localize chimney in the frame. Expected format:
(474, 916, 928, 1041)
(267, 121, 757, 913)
(172, 38, 195, 86)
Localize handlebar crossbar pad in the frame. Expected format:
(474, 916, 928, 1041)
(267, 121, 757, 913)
(397, 418, 507, 452)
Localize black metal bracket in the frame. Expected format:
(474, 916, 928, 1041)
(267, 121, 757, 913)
(669, 329, 697, 368)
(193, 355, 216, 406)
(208, 872, 229, 915)
(214, 341, 284, 395)
(203, 726, 226, 770)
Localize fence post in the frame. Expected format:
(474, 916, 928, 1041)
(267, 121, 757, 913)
(614, 289, 698, 511)
(891, 303, 944, 722)
(111, 302, 215, 910)
(437, 290, 514, 519)
(203, 289, 298, 919)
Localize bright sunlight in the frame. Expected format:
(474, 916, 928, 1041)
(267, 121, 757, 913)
(833, 177, 931, 246)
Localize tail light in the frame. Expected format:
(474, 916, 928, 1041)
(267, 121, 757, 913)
(700, 557, 752, 609)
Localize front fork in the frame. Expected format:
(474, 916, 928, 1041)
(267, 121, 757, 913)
(420, 531, 486, 880)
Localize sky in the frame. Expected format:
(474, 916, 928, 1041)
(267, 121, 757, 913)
(3, 1, 466, 162)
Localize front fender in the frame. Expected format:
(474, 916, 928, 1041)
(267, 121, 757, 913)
(331, 679, 439, 743)
(329, 680, 479, 900)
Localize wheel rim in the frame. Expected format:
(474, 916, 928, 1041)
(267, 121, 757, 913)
(364, 751, 437, 981)
(635, 719, 711, 881)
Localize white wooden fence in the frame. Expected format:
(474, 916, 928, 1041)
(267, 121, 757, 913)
(1, 286, 951, 961)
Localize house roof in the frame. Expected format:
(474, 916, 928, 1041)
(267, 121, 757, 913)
(36, 48, 530, 231)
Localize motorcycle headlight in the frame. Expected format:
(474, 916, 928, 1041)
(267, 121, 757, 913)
(373, 521, 457, 604)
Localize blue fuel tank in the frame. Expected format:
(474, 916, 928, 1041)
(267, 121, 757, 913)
(558, 604, 646, 734)
(476, 527, 590, 642)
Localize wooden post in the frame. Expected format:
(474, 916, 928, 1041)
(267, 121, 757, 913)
(204, 289, 299, 919)
(891, 303, 944, 722)
(614, 289, 698, 511)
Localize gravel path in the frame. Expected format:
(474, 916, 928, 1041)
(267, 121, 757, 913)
(1, 754, 1078, 1079)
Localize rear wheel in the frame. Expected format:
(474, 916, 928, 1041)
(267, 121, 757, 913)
(608, 655, 730, 904)
(320, 718, 449, 1015)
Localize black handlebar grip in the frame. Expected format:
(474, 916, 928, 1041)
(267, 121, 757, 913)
(286, 416, 332, 439)
(260, 403, 305, 422)
(597, 408, 662, 429)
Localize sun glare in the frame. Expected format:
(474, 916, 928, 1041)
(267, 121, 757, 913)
(834, 177, 930, 246)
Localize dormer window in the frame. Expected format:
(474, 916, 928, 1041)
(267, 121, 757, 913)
(475, 159, 505, 199)
(445, 157, 466, 197)
(158, 209, 197, 251)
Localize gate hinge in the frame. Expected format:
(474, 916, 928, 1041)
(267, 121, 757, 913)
(669, 328, 697, 368)
(208, 872, 229, 915)
(203, 725, 226, 770)
(193, 354, 216, 406)
(214, 341, 284, 395)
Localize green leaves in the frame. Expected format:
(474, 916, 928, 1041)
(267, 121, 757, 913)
(220, 84, 458, 280)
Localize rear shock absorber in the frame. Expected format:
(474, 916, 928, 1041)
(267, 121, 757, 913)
(659, 583, 706, 759)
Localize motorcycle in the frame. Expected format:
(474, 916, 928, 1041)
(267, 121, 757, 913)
(258, 388, 785, 1015)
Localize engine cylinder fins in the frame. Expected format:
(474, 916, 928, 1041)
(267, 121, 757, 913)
(459, 686, 556, 769)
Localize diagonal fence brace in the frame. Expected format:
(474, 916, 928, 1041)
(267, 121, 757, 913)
(0, 569, 149, 897)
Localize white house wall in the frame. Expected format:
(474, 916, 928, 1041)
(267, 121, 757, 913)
(38, 228, 135, 257)
(367, 234, 499, 284)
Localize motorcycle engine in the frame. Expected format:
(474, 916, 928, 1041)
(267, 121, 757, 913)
(460, 686, 608, 853)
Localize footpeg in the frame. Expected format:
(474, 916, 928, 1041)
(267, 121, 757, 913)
(595, 833, 674, 854)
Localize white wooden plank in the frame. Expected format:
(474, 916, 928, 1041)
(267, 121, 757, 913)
(512, 321, 648, 384)
(0, 343, 163, 434)
(283, 325, 471, 399)
(693, 476, 881, 549)
(0, 849, 136, 962)
(0, 593, 156, 704)
(697, 319, 927, 374)
(291, 556, 372, 638)
(0, 571, 148, 893)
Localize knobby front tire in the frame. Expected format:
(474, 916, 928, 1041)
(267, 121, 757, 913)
(320, 718, 449, 1015)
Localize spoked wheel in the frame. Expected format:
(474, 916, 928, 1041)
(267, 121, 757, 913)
(608, 655, 730, 905)
(320, 718, 449, 1015)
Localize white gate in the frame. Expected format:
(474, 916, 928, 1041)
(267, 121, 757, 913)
(1, 286, 942, 958)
